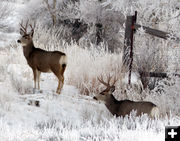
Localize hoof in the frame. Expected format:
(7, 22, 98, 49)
(56, 89, 61, 94)
(56, 91, 61, 94)
(28, 100, 40, 107)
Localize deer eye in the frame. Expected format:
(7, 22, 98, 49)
(110, 86, 115, 92)
(100, 90, 106, 95)
(100, 92, 105, 95)
(23, 35, 28, 39)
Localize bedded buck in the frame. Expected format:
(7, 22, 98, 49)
(93, 76, 159, 118)
(17, 21, 67, 94)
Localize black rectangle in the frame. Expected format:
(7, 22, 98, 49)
(165, 126, 180, 141)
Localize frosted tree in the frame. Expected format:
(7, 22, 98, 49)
(0, 1, 13, 32)
(101, 0, 180, 89)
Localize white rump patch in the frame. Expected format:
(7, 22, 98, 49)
(59, 55, 67, 65)
(150, 107, 159, 118)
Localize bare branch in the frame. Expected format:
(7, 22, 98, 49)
(44, 0, 57, 25)
(0, 1, 12, 31)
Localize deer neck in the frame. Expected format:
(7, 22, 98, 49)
(23, 41, 35, 59)
(106, 94, 118, 103)
(105, 94, 119, 115)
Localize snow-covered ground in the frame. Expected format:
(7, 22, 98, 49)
(0, 71, 179, 141)
(0, 46, 180, 140)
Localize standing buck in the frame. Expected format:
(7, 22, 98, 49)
(17, 21, 67, 94)
(93, 75, 159, 118)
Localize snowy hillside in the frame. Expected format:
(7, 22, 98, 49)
(0, 0, 180, 141)
(0, 68, 179, 140)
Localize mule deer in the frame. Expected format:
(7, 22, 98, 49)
(17, 21, 67, 94)
(93, 75, 159, 118)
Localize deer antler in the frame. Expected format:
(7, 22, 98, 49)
(20, 20, 36, 36)
(25, 19, 29, 31)
(19, 20, 29, 34)
(98, 75, 110, 87)
(20, 21, 27, 34)
(112, 75, 118, 86)
(29, 21, 36, 34)
(98, 74, 118, 87)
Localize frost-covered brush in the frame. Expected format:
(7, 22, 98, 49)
(93, 75, 159, 118)
(17, 21, 67, 94)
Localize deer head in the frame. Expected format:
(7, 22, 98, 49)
(94, 75, 118, 101)
(17, 20, 35, 46)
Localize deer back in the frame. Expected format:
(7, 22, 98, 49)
(116, 100, 156, 117)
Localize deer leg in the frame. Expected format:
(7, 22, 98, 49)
(52, 65, 65, 94)
(37, 71, 41, 90)
(33, 69, 41, 91)
(33, 69, 37, 89)
(56, 76, 64, 94)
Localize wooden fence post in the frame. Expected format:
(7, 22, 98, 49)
(123, 16, 133, 67)
(96, 23, 103, 45)
(123, 11, 180, 87)
(123, 11, 137, 85)
(128, 11, 137, 85)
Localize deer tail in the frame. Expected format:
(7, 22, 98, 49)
(150, 106, 159, 118)
(59, 55, 67, 72)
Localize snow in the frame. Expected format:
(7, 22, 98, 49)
(0, 62, 180, 140)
